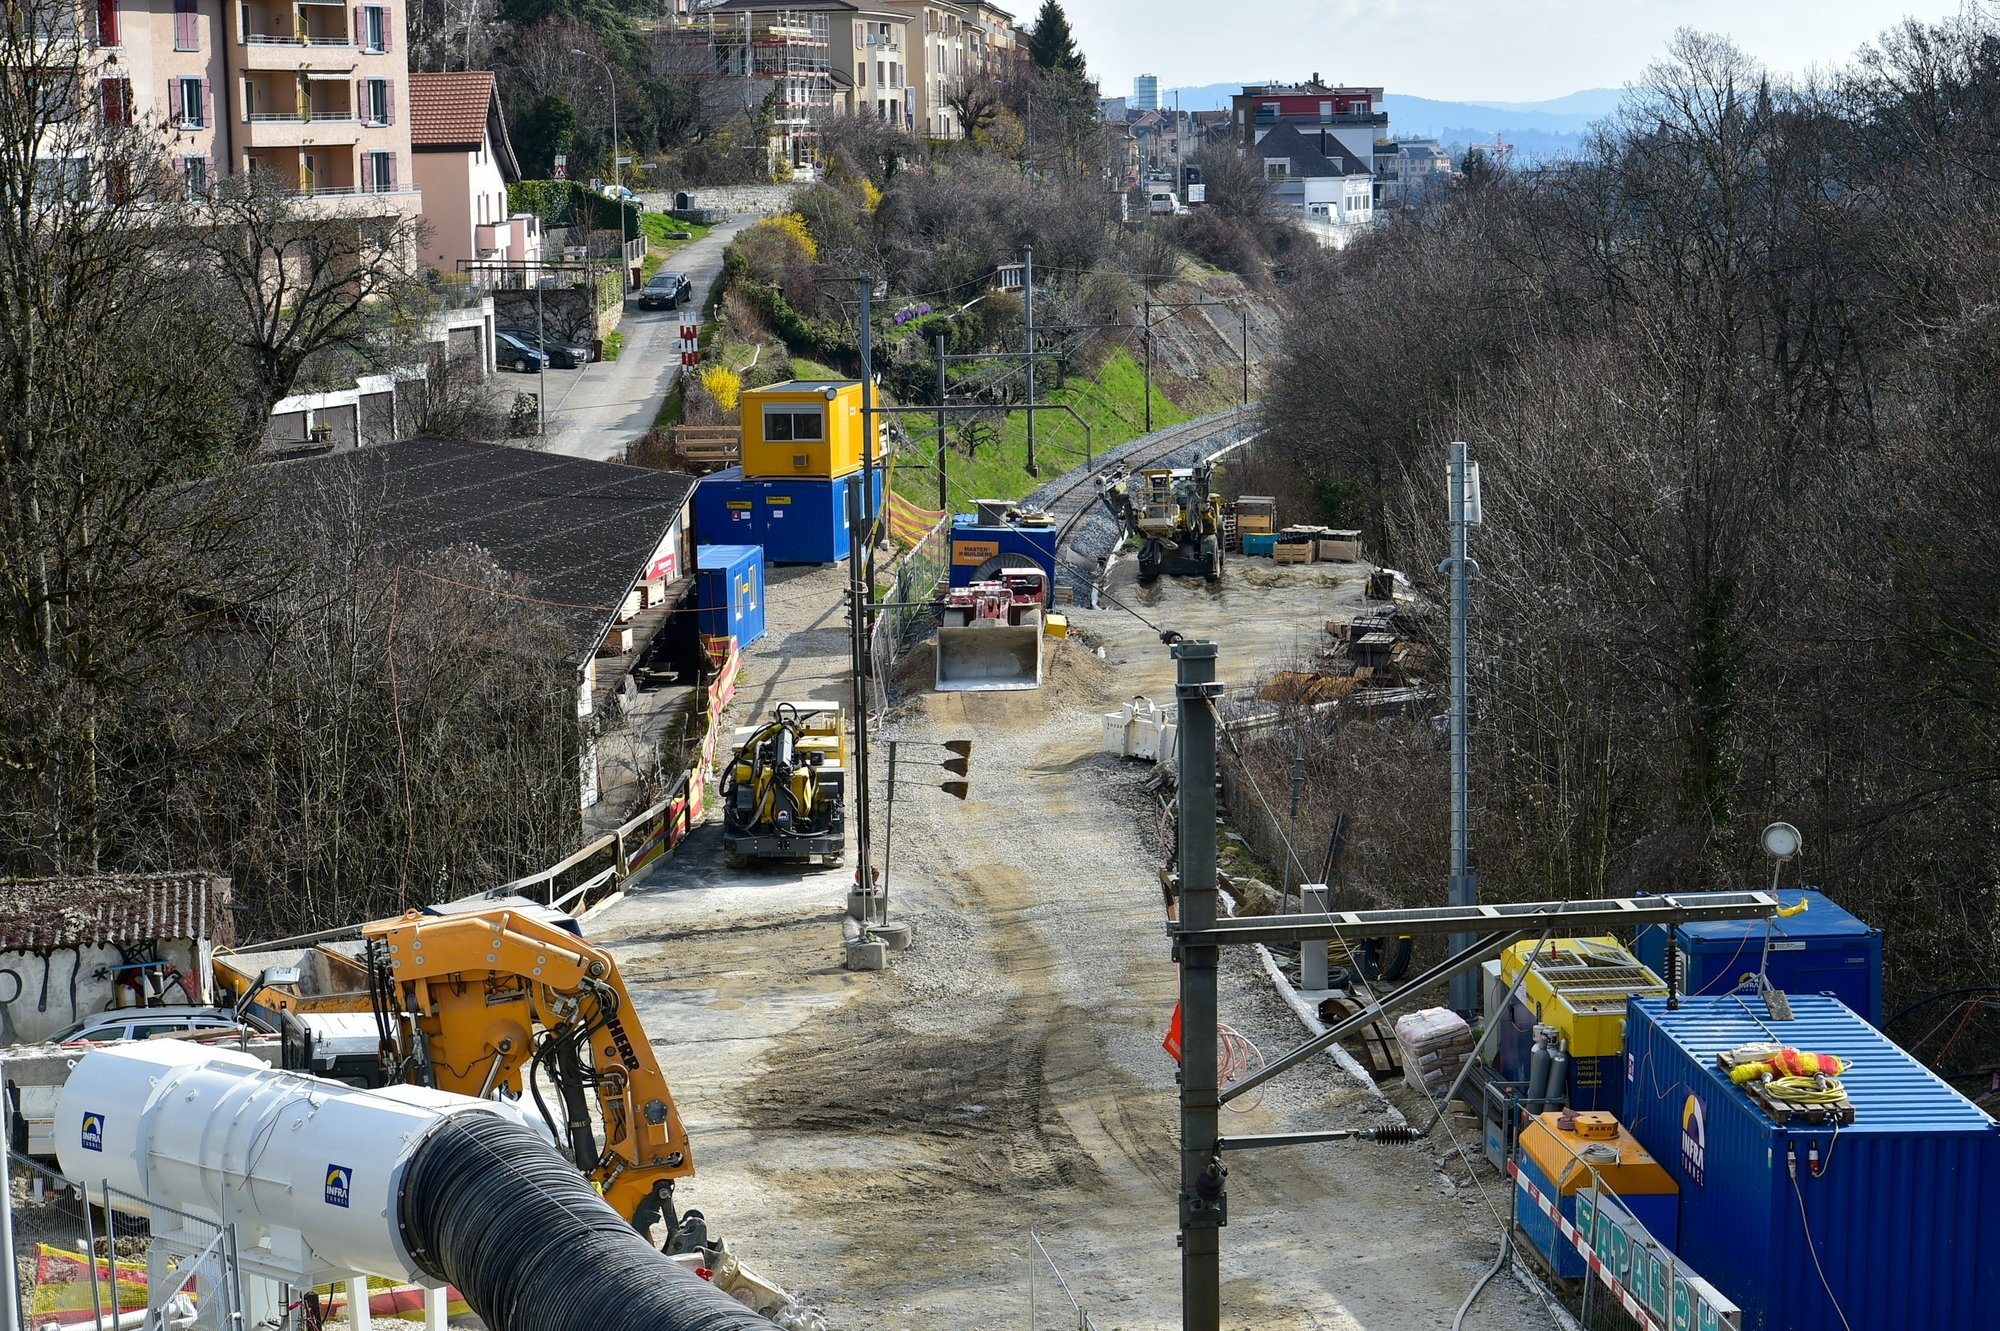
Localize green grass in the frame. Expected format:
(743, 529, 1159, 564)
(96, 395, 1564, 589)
(638, 216, 713, 282)
(887, 349, 1193, 509)
(789, 356, 845, 381)
(602, 331, 626, 361)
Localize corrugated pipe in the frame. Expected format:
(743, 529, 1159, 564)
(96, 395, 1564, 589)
(399, 1114, 775, 1331)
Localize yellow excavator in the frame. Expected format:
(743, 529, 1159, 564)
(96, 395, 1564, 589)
(1096, 459, 1227, 584)
(220, 902, 794, 1314)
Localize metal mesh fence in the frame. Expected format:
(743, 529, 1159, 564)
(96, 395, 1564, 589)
(6, 1149, 241, 1331)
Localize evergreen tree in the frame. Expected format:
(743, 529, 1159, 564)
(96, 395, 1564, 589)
(1027, 0, 1084, 74)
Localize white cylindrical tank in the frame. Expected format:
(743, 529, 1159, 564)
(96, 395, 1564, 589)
(56, 1041, 523, 1285)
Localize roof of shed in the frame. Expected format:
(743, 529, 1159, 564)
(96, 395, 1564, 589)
(252, 437, 696, 663)
(409, 71, 495, 150)
(0, 873, 233, 952)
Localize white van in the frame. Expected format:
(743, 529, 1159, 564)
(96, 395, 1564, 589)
(1148, 189, 1182, 216)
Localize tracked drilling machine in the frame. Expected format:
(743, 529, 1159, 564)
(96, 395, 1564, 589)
(720, 702, 848, 867)
(1096, 459, 1227, 584)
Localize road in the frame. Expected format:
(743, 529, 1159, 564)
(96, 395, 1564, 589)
(587, 549, 1553, 1329)
(538, 216, 749, 463)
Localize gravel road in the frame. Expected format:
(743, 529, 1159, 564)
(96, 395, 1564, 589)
(584, 474, 1555, 1328)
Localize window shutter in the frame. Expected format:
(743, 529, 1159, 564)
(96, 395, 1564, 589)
(360, 152, 374, 192)
(204, 156, 216, 189)
(382, 8, 391, 52)
(96, 0, 117, 46)
(354, 6, 363, 46)
(202, 79, 212, 126)
(355, 78, 364, 120)
(385, 80, 393, 123)
(168, 78, 183, 123)
(387, 151, 396, 189)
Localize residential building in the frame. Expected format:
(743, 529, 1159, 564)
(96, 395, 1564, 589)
(1132, 73, 1157, 111)
(828, 5, 912, 128)
(657, 0, 837, 171)
(881, 0, 970, 139)
(408, 71, 539, 276)
(1376, 136, 1453, 204)
(961, 0, 1012, 81)
(1247, 121, 1374, 228)
(1232, 77, 1388, 165)
(78, 0, 420, 215)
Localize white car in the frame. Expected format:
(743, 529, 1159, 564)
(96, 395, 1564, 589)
(52, 1004, 262, 1044)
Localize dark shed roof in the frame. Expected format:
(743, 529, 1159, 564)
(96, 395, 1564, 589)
(255, 437, 695, 664)
(0, 872, 233, 952)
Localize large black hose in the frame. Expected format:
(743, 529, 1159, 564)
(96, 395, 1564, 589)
(399, 1113, 775, 1331)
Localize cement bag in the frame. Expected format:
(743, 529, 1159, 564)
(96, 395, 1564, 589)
(1395, 1006, 1474, 1098)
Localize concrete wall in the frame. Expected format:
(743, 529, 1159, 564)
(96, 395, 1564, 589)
(0, 940, 206, 1046)
(638, 184, 795, 216)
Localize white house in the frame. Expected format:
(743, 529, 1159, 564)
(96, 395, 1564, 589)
(1250, 122, 1375, 228)
(408, 71, 539, 277)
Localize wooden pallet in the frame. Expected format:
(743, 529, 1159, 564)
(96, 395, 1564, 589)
(671, 426, 740, 473)
(1716, 1050, 1857, 1126)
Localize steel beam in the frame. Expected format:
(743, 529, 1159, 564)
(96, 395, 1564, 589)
(1172, 890, 1779, 949)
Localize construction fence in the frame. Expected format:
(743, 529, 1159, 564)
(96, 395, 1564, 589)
(867, 494, 950, 706)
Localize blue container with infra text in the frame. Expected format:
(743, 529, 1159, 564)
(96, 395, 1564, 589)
(1633, 887, 1883, 1026)
(1622, 994, 2000, 1331)
(695, 545, 765, 648)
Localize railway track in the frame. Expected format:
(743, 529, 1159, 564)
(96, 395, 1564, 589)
(1029, 405, 1262, 600)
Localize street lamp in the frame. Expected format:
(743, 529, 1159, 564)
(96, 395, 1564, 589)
(571, 46, 625, 289)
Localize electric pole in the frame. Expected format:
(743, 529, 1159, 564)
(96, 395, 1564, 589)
(1446, 441, 1480, 1015)
(1174, 640, 1223, 1330)
(935, 332, 949, 512)
(1023, 245, 1037, 477)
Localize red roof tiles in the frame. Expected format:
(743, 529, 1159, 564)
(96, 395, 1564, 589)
(409, 70, 495, 151)
(0, 872, 233, 952)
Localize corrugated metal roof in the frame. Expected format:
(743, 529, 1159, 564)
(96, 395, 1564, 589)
(1669, 886, 1876, 944)
(1630, 994, 1995, 1134)
(0, 872, 233, 952)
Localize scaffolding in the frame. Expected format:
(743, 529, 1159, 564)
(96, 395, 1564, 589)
(658, 7, 833, 170)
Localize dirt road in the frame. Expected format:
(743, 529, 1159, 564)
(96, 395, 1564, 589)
(589, 555, 1552, 1330)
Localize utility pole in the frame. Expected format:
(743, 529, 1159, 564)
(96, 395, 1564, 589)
(935, 333, 949, 512)
(847, 275, 880, 922)
(1142, 296, 1152, 433)
(1022, 245, 1037, 477)
(571, 47, 625, 290)
(1446, 440, 1480, 1015)
(1173, 640, 1224, 1331)
(1240, 308, 1249, 406)
(535, 281, 547, 435)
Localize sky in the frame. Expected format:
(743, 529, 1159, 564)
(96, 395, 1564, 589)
(1058, 0, 1973, 103)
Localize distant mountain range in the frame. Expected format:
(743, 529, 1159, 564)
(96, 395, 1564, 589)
(1152, 84, 1629, 162)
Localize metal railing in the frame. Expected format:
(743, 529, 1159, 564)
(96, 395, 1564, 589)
(243, 33, 354, 46)
(246, 111, 357, 123)
(1027, 1230, 1100, 1331)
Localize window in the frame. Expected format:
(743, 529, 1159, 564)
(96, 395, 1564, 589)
(172, 75, 206, 127)
(361, 148, 394, 192)
(854, 24, 862, 48)
(94, 0, 118, 47)
(361, 4, 389, 52)
(100, 77, 131, 126)
(174, 0, 198, 51)
(763, 406, 823, 443)
(181, 155, 212, 197)
(363, 77, 391, 124)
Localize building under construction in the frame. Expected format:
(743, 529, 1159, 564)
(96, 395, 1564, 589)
(656, 1, 835, 174)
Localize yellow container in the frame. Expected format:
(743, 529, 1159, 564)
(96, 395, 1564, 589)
(740, 380, 877, 479)
(1500, 937, 1665, 1058)
(1517, 1111, 1678, 1201)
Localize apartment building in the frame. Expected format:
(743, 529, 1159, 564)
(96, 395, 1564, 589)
(828, 7, 912, 128)
(899, 0, 968, 138)
(1231, 77, 1388, 165)
(84, 0, 418, 215)
(656, 0, 836, 172)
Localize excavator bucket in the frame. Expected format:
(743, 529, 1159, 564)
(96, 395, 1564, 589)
(935, 568, 1048, 692)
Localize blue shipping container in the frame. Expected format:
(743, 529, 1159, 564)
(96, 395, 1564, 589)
(1633, 887, 1883, 1025)
(757, 468, 881, 564)
(695, 545, 765, 648)
(693, 467, 883, 565)
(947, 514, 1059, 598)
(694, 467, 759, 545)
(1623, 995, 2000, 1331)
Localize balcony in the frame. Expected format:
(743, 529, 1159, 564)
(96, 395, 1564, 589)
(239, 34, 358, 70)
(242, 111, 360, 147)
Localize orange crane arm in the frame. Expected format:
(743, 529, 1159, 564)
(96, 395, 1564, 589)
(360, 908, 694, 1231)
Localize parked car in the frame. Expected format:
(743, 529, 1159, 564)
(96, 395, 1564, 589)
(500, 327, 593, 369)
(46, 1004, 384, 1087)
(600, 183, 639, 204)
(52, 1004, 257, 1044)
(496, 330, 551, 373)
(641, 270, 691, 309)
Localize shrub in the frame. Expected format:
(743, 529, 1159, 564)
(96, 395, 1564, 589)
(756, 212, 818, 262)
(700, 365, 742, 412)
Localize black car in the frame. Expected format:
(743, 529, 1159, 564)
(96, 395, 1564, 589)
(500, 328, 592, 369)
(641, 271, 691, 309)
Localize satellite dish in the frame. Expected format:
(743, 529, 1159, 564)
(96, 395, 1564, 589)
(1761, 821, 1802, 861)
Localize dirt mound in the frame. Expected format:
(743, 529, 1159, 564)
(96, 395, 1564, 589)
(734, 1001, 1101, 1207)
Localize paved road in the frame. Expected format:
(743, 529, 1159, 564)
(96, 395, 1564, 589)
(539, 216, 749, 463)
